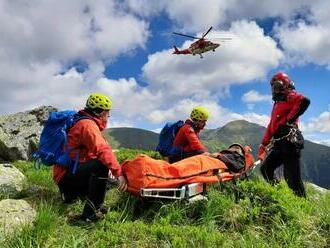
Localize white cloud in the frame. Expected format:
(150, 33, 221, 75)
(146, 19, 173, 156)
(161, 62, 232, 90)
(95, 77, 163, 119)
(316, 140, 330, 147)
(164, 0, 229, 33)
(0, 0, 329, 145)
(142, 20, 283, 101)
(125, 0, 309, 32)
(0, 0, 149, 114)
(152, 128, 162, 134)
(275, 22, 330, 68)
(108, 120, 134, 128)
(272, 0, 330, 69)
(304, 105, 330, 133)
(242, 90, 272, 103)
(147, 98, 270, 129)
(125, 0, 330, 70)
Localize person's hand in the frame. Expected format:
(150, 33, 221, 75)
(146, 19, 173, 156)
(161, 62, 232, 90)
(117, 176, 128, 192)
(258, 144, 267, 161)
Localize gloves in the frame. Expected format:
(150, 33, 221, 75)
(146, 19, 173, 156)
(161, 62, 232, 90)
(117, 176, 128, 192)
(258, 144, 267, 161)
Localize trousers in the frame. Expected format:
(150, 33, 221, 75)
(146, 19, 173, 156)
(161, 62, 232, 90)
(260, 139, 306, 197)
(58, 159, 109, 218)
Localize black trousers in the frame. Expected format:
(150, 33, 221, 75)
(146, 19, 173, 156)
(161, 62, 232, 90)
(260, 140, 306, 197)
(168, 150, 204, 164)
(58, 159, 109, 218)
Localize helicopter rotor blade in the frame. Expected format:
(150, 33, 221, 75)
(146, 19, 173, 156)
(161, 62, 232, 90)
(202, 26, 213, 38)
(208, 37, 232, 41)
(172, 32, 200, 39)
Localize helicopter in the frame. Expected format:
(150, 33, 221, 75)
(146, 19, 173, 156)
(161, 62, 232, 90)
(172, 26, 231, 58)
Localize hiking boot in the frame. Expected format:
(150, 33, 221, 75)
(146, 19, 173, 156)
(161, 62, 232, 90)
(84, 211, 105, 222)
(98, 205, 109, 215)
(68, 211, 104, 223)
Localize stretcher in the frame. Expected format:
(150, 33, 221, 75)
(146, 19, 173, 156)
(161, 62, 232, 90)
(140, 182, 207, 201)
(138, 160, 261, 201)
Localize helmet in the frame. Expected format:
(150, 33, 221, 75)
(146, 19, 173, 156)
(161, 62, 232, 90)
(228, 143, 245, 156)
(190, 106, 209, 121)
(270, 72, 294, 89)
(86, 93, 112, 111)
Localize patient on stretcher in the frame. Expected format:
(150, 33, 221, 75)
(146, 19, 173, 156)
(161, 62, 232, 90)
(122, 143, 255, 195)
(210, 143, 247, 173)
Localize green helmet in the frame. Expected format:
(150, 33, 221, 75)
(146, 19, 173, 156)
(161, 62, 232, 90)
(86, 93, 112, 111)
(190, 106, 209, 121)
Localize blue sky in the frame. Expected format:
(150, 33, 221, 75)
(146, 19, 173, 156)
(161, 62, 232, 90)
(0, 0, 330, 145)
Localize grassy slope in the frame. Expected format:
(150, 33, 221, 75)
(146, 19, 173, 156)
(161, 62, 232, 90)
(1, 149, 329, 248)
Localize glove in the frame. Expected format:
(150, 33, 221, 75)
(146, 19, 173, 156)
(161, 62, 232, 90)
(117, 176, 128, 192)
(258, 144, 267, 161)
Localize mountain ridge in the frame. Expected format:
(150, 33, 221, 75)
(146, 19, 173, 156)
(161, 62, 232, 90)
(104, 120, 330, 189)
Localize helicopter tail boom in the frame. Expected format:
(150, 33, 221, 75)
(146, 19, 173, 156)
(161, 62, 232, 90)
(172, 46, 191, 55)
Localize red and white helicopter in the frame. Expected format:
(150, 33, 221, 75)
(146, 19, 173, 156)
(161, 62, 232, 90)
(172, 26, 231, 58)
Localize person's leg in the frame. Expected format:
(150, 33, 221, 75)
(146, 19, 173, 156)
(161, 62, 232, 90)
(58, 170, 89, 204)
(282, 144, 306, 197)
(260, 148, 283, 184)
(60, 159, 109, 219)
(80, 160, 109, 219)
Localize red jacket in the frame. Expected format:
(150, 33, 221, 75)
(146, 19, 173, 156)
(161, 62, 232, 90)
(53, 110, 122, 184)
(262, 90, 310, 146)
(173, 119, 207, 153)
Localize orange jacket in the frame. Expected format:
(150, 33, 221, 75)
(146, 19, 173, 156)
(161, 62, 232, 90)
(53, 110, 122, 184)
(173, 119, 207, 153)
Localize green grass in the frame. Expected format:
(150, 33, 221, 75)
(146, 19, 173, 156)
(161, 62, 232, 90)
(1, 149, 329, 247)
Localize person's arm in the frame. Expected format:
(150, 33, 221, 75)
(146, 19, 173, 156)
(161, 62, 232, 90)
(259, 110, 273, 161)
(287, 94, 310, 124)
(261, 122, 272, 146)
(79, 120, 122, 177)
(183, 126, 207, 152)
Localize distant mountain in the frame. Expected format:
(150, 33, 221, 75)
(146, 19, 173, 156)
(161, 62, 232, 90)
(103, 127, 159, 151)
(103, 120, 330, 189)
(201, 120, 330, 189)
(200, 119, 265, 153)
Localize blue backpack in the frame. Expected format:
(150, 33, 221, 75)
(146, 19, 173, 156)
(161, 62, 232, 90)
(156, 120, 184, 157)
(33, 110, 90, 173)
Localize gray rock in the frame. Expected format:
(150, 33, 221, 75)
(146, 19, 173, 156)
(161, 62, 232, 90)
(0, 106, 57, 161)
(0, 199, 37, 237)
(0, 163, 27, 198)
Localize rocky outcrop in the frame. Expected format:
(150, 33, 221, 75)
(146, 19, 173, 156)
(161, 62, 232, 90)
(0, 106, 57, 161)
(0, 163, 27, 198)
(0, 199, 37, 236)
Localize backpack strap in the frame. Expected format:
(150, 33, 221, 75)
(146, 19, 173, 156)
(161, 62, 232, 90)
(65, 113, 94, 174)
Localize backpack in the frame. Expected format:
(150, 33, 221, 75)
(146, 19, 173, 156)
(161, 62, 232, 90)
(156, 120, 184, 157)
(33, 110, 90, 173)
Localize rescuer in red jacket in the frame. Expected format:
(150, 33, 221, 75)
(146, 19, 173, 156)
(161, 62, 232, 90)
(54, 93, 127, 221)
(258, 72, 310, 197)
(169, 106, 209, 163)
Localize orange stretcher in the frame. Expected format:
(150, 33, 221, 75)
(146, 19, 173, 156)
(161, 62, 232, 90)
(122, 148, 257, 199)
